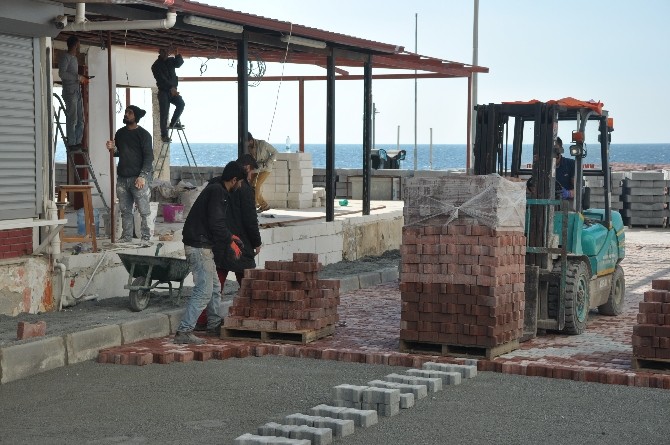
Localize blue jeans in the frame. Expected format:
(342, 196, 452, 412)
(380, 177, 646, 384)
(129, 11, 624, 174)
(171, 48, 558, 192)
(178, 246, 222, 332)
(116, 176, 151, 240)
(63, 87, 84, 146)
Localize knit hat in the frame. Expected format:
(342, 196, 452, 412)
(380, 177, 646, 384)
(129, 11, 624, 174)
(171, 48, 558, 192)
(127, 105, 146, 122)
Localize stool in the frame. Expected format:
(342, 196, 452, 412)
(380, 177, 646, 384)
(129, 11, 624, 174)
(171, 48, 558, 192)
(57, 185, 97, 253)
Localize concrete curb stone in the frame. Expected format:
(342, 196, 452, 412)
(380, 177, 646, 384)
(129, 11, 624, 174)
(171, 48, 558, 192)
(65, 325, 122, 364)
(0, 336, 66, 384)
(120, 314, 170, 344)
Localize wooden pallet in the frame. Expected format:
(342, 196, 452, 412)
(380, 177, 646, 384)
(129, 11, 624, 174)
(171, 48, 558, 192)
(399, 339, 519, 360)
(221, 324, 335, 344)
(632, 357, 670, 374)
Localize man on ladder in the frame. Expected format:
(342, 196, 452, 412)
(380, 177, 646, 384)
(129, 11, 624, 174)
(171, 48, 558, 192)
(151, 46, 185, 143)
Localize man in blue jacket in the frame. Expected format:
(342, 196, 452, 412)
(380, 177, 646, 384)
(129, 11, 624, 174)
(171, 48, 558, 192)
(175, 161, 245, 344)
(151, 47, 185, 143)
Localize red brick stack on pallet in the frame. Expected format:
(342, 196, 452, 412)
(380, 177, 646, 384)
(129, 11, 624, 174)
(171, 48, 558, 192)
(399, 175, 527, 358)
(223, 253, 340, 339)
(632, 279, 670, 369)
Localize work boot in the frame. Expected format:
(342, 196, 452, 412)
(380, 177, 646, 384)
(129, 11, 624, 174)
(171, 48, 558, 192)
(168, 121, 184, 130)
(206, 320, 223, 336)
(174, 331, 205, 345)
(161, 135, 171, 143)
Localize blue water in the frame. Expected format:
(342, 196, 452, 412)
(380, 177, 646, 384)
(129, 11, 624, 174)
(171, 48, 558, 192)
(55, 142, 670, 170)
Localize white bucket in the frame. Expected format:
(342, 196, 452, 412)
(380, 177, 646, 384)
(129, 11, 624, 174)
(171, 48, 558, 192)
(134, 202, 158, 238)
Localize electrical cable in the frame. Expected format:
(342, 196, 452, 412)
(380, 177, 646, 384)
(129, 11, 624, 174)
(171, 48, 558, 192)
(266, 23, 293, 141)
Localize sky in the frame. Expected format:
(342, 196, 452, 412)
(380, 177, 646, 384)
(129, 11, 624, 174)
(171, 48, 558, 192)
(159, 0, 670, 144)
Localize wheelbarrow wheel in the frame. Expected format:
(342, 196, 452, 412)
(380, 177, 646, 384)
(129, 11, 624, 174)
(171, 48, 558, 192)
(129, 277, 151, 312)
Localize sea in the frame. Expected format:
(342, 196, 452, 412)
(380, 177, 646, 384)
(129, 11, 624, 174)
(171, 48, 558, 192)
(55, 143, 670, 170)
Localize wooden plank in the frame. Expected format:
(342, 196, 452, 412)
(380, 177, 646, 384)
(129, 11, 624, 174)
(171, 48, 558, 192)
(632, 357, 670, 374)
(399, 339, 519, 360)
(221, 324, 335, 345)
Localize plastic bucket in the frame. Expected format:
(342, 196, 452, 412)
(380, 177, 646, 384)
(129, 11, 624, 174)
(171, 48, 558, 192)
(76, 207, 100, 235)
(163, 204, 184, 223)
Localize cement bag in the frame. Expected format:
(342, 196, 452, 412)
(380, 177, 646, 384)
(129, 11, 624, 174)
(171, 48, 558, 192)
(178, 183, 206, 219)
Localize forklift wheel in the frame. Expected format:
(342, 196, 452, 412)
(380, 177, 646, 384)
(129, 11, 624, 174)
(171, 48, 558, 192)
(598, 265, 625, 316)
(563, 261, 590, 335)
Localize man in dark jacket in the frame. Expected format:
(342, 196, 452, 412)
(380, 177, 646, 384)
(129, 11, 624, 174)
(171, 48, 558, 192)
(151, 47, 185, 143)
(195, 155, 262, 330)
(105, 105, 153, 243)
(175, 161, 245, 345)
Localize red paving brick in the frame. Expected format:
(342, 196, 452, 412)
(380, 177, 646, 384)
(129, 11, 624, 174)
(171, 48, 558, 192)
(99, 242, 670, 389)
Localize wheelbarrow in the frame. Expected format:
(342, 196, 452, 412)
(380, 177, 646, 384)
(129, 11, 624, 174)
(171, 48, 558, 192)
(117, 244, 190, 311)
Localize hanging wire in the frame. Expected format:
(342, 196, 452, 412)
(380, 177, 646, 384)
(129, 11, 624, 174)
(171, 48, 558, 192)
(115, 92, 123, 114)
(265, 23, 293, 141)
(199, 58, 210, 75)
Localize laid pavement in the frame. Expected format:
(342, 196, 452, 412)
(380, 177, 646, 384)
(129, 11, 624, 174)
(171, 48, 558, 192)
(1, 229, 670, 391)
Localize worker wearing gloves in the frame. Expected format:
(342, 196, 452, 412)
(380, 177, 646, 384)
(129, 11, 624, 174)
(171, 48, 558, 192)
(175, 161, 246, 344)
(247, 132, 278, 213)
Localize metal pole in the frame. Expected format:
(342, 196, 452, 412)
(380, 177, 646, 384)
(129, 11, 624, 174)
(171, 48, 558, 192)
(396, 125, 400, 151)
(299, 78, 305, 152)
(238, 32, 248, 158)
(413, 12, 418, 171)
(469, 0, 479, 173)
(106, 31, 116, 243)
(325, 49, 335, 222)
(429, 127, 433, 170)
(372, 102, 376, 149)
(363, 55, 372, 216)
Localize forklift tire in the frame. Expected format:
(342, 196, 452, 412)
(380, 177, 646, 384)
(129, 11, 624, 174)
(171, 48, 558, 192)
(598, 265, 625, 316)
(563, 261, 590, 335)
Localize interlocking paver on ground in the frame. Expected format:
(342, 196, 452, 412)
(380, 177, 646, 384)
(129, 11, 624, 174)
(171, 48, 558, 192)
(94, 237, 670, 389)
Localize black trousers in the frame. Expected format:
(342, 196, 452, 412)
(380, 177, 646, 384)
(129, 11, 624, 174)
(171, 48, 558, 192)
(157, 89, 185, 137)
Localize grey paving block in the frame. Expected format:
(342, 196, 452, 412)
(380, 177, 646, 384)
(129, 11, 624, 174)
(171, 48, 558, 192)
(367, 379, 428, 399)
(337, 276, 360, 293)
(379, 267, 399, 283)
(423, 361, 478, 378)
(64, 324, 122, 364)
(310, 404, 378, 428)
(361, 387, 401, 405)
(332, 400, 361, 409)
(407, 368, 462, 385)
(258, 423, 333, 445)
(383, 373, 442, 392)
(234, 433, 310, 444)
(120, 314, 170, 344)
(628, 171, 666, 180)
(400, 392, 415, 409)
(0, 337, 66, 384)
(332, 383, 368, 402)
(285, 414, 354, 437)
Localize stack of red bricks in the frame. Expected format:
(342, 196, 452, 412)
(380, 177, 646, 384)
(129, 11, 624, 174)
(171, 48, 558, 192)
(400, 175, 527, 350)
(224, 253, 340, 332)
(632, 279, 670, 360)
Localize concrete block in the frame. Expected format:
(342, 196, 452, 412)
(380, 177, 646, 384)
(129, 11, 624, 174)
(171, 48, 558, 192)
(407, 369, 462, 385)
(332, 383, 368, 402)
(0, 336, 66, 384)
(285, 414, 354, 438)
(120, 314, 170, 344)
(379, 267, 399, 283)
(340, 407, 378, 427)
(233, 433, 310, 444)
(400, 392, 415, 409)
(259, 424, 332, 445)
(367, 379, 428, 399)
(376, 402, 400, 417)
(337, 276, 360, 293)
(164, 308, 185, 334)
(423, 361, 478, 378)
(362, 387, 401, 405)
(64, 324, 122, 364)
(384, 373, 442, 392)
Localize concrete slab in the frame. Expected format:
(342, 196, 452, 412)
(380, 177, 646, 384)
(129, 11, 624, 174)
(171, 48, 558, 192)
(65, 325, 122, 364)
(0, 337, 66, 384)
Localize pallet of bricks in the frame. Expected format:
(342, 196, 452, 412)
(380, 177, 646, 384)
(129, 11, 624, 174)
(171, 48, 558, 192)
(585, 171, 624, 211)
(222, 252, 340, 343)
(632, 279, 670, 372)
(399, 174, 527, 359)
(621, 171, 670, 228)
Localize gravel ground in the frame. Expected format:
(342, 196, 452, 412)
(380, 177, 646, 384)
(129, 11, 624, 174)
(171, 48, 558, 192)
(0, 250, 401, 346)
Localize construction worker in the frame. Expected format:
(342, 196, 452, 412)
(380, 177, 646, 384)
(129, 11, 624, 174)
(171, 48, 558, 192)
(175, 161, 245, 344)
(58, 35, 86, 149)
(151, 47, 185, 143)
(247, 132, 278, 213)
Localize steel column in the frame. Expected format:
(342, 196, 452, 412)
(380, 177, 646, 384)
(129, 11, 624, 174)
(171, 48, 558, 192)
(299, 78, 305, 152)
(325, 50, 335, 222)
(363, 55, 372, 215)
(237, 32, 248, 157)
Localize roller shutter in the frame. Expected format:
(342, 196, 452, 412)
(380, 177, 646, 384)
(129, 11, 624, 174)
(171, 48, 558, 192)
(0, 33, 41, 220)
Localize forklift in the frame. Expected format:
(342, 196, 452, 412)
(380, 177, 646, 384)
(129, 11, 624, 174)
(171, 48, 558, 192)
(473, 98, 625, 338)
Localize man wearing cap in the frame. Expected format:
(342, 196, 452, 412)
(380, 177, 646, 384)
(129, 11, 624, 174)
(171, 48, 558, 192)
(58, 35, 86, 149)
(106, 105, 154, 243)
(555, 136, 576, 200)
